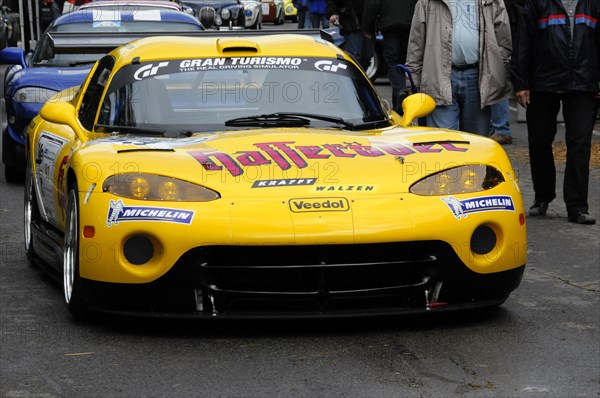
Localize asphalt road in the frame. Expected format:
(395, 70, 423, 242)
(1, 21, 599, 398)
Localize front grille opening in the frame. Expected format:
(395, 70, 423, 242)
(197, 242, 438, 268)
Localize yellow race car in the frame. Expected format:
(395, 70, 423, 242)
(25, 31, 526, 319)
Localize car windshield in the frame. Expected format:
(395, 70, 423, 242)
(95, 57, 390, 132)
(31, 21, 201, 65)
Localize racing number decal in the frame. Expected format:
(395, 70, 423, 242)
(57, 156, 69, 219)
(36, 131, 69, 226)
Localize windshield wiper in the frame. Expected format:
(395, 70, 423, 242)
(224, 112, 358, 129)
(275, 112, 357, 129)
(224, 113, 311, 128)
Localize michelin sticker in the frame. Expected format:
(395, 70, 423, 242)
(107, 199, 195, 227)
(442, 195, 515, 220)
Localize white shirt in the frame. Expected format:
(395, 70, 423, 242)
(450, 0, 480, 66)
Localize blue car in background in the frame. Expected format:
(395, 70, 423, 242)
(0, 8, 203, 182)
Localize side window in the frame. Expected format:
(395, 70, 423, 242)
(78, 55, 115, 131)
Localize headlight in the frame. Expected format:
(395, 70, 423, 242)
(215, 15, 223, 25)
(13, 87, 59, 103)
(409, 165, 504, 196)
(221, 8, 231, 19)
(103, 174, 220, 202)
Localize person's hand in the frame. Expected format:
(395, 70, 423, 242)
(363, 31, 373, 39)
(329, 14, 339, 26)
(516, 90, 530, 109)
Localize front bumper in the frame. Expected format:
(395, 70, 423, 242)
(80, 241, 525, 318)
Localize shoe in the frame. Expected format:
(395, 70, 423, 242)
(489, 133, 513, 145)
(568, 211, 596, 225)
(529, 201, 549, 217)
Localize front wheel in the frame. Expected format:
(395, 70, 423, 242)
(6, 13, 20, 47)
(4, 164, 24, 183)
(24, 159, 40, 264)
(2, 127, 25, 183)
(64, 181, 89, 319)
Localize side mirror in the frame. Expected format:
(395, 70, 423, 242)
(0, 47, 27, 69)
(40, 101, 88, 143)
(398, 93, 436, 127)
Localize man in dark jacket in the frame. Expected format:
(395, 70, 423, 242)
(327, 0, 372, 70)
(512, 0, 599, 225)
(363, 0, 416, 113)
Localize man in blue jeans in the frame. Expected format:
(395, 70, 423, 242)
(405, 0, 512, 135)
(489, 99, 513, 144)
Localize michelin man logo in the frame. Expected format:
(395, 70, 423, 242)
(107, 199, 125, 227)
(442, 196, 466, 219)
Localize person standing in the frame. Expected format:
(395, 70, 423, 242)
(327, 0, 373, 71)
(293, 0, 312, 28)
(308, 0, 329, 29)
(404, 0, 512, 135)
(363, 0, 416, 113)
(488, 0, 527, 145)
(512, 0, 599, 225)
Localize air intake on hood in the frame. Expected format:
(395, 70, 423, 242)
(217, 38, 260, 54)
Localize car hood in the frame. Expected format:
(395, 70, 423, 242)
(7, 65, 91, 95)
(80, 127, 508, 197)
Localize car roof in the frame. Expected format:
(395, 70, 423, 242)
(52, 8, 200, 26)
(109, 33, 345, 68)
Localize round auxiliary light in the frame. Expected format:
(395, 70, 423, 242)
(130, 176, 151, 199)
(460, 168, 480, 192)
(158, 180, 180, 201)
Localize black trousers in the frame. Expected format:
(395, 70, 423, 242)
(381, 27, 411, 112)
(526, 91, 596, 215)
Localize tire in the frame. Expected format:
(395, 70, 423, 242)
(2, 126, 25, 183)
(0, 28, 7, 49)
(366, 46, 383, 83)
(4, 164, 24, 183)
(64, 181, 89, 319)
(6, 12, 20, 47)
(24, 159, 40, 264)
